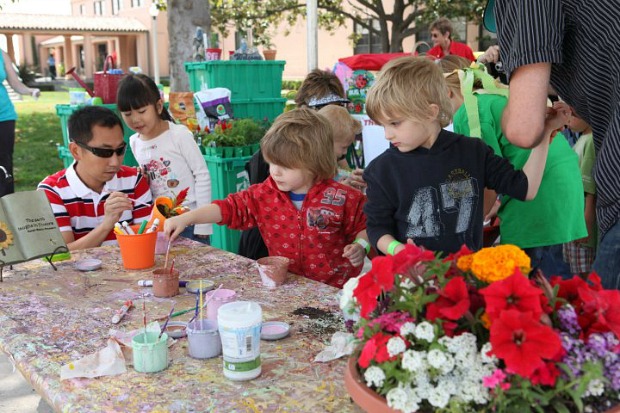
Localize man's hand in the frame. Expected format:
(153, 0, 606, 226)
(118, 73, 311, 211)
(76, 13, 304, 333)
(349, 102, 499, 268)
(103, 192, 133, 226)
(477, 45, 500, 65)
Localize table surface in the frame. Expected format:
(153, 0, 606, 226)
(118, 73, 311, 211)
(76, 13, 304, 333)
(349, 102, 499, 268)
(0, 240, 359, 413)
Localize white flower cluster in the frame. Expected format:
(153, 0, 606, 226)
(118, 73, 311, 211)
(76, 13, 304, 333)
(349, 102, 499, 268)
(364, 365, 386, 388)
(383, 332, 499, 410)
(339, 275, 362, 322)
(386, 383, 421, 413)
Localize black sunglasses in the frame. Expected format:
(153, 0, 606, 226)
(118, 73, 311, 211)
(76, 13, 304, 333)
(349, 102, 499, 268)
(75, 141, 127, 158)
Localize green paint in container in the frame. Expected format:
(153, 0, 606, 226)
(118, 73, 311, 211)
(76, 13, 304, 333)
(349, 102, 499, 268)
(132, 332, 169, 373)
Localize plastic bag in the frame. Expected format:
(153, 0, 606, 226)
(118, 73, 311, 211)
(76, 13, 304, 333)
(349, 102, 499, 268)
(193, 88, 234, 131)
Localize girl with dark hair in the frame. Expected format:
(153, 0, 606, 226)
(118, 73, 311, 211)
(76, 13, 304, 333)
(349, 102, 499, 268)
(117, 74, 212, 242)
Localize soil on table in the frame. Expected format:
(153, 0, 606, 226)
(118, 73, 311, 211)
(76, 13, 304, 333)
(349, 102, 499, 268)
(291, 306, 344, 341)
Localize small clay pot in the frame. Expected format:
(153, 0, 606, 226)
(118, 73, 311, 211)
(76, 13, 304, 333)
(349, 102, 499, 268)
(152, 268, 179, 298)
(256, 256, 290, 288)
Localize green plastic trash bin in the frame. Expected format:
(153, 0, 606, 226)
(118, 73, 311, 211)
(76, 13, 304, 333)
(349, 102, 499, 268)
(55, 104, 138, 167)
(204, 143, 259, 254)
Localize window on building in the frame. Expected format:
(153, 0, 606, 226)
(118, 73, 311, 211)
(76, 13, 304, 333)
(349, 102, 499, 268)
(111, 0, 121, 15)
(79, 4, 85, 15)
(94, 0, 104, 15)
(353, 19, 382, 54)
(131, 0, 143, 7)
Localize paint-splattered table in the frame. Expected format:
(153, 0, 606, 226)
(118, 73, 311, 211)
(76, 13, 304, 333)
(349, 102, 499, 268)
(0, 241, 360, 412)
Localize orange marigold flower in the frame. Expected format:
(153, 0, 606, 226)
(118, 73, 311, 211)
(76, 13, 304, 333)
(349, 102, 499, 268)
(469, 245, 531, 283)
(480, 312, 491, 329)
(456, 254, 474, 272)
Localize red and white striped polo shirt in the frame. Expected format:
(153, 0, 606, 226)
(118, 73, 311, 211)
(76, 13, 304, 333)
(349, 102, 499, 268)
(38, 164, 152, 244)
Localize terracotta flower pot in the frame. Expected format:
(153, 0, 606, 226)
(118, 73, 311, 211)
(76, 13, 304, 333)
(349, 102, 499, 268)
(263, 49, 277, 61)
(344, 356, 620, 413)
(344, 357, 400, 413)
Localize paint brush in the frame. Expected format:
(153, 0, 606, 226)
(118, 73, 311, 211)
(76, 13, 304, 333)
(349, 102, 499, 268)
(199, 280, 204, 324)
(154, 306, 194, 321)
(187, 284, 223, 325)
(128, 198, 152, 208)
(158, 304, 175, 341)
(142, 294, 147, 343)
(163, 240, 172, 270)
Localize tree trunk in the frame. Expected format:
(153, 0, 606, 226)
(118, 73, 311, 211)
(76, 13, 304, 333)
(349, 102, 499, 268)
(167, 0, 211, 92)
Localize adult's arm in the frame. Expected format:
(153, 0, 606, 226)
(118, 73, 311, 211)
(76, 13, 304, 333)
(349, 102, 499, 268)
(2, 50, 39, 97)
(502, 63, 551, 149)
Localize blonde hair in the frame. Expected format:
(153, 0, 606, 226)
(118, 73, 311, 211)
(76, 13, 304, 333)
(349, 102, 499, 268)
(261, 108, 337, 180)
(438, 55, 472, 95)
(317, 105, 362, 143)
(366, 56, 452, 127)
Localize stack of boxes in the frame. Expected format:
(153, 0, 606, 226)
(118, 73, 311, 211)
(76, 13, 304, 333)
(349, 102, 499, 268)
(184, 60, 286, 253)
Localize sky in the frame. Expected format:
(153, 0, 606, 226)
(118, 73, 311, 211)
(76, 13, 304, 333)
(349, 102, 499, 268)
(1, 0, 72, 57)
(0, 0, 71, 14)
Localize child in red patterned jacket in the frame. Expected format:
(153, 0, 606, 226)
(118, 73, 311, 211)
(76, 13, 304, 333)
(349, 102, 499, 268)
(164, 108, 369, 288)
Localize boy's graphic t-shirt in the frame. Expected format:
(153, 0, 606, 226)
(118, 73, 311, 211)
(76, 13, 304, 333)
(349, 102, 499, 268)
(129, 122, 213, 236)
(363, 129, 528, 253)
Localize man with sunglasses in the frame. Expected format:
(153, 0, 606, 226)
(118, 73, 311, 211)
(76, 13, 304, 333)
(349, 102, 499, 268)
(427, 17, 476, 62)
(38, 106, 152, 250)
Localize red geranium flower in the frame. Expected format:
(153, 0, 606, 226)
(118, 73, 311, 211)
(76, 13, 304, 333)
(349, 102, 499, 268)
(490, 310, 562, 378)
(480, 270, 543, 321)
(354, 256, 395, 318)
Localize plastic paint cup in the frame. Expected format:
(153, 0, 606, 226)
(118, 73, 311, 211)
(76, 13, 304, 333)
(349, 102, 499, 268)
(155, 232, 169, 255)
(115, 224, 157, 270)
(186, 319, 222, 359)
(205, 288, 236, 326)
(132, 332, 169, 373)
(218, 301, 262, 381)
(152, 268, 180, 298)
(256, 256, 290, 288)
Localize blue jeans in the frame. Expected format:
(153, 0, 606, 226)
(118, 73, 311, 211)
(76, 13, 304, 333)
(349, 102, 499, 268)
(592, 220, 620, 289)
(180, 225, 210, 245)
(523, 244, 572, 279)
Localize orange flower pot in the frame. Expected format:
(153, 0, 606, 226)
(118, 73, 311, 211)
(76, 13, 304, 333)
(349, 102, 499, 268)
(344, 356, 400, 413)
(148, 197, 171, 231)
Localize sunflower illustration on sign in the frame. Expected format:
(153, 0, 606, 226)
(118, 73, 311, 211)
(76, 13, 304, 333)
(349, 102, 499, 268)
(0, 221, 14, 256)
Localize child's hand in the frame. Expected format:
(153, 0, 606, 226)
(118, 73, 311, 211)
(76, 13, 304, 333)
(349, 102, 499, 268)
(343, 168, 366, 192)
(163, 215, 187, 241)
(343, 243, 366, 267)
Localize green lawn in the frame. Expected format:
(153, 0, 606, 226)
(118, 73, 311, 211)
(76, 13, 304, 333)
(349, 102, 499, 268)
(13, 92, 67, 192)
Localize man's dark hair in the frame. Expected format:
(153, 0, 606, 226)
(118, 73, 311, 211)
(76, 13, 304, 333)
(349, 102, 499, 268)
(68, 106, 123, 144)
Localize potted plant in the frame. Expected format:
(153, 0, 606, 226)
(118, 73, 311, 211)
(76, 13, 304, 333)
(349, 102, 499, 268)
(256, 32, 277, 60)
(200, 118, 270, 157)
(150, 187, 191, 228)
(340, 244, 620, 413)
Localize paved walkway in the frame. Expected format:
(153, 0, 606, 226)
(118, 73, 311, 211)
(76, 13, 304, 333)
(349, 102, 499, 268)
(0, 352, 54, 413)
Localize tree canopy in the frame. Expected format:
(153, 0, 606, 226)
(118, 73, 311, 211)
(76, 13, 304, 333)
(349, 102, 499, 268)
(209, 0, 487, 52)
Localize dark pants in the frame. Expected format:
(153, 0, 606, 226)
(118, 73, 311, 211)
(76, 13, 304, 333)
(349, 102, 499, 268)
(0, 120, 15, 198)
(49, 65, 56, 80)
(523, 244, 573, 279)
